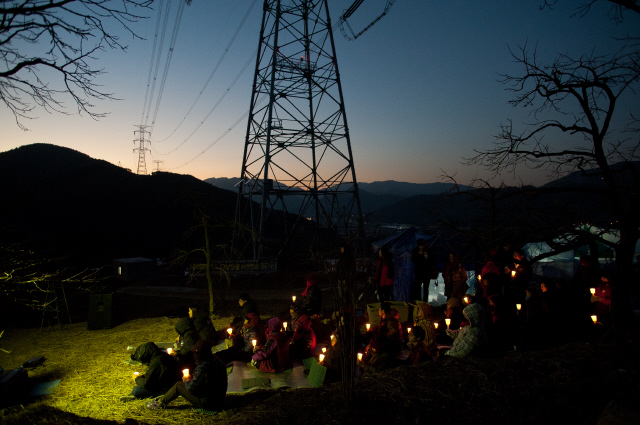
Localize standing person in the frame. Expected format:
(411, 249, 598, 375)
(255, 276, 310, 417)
(299, 275, 322, 317)
(374, 247, 395, 302)
(444, 253, 468, 303)
(591, 273, 612, 328)
(411, 238, 438, 302)
(146, 340, 227, 412)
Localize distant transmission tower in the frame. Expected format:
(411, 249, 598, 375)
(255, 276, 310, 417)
(134, 125, 151, 175)
(234, 0, 364, 261)
(153, 160, 164, 172)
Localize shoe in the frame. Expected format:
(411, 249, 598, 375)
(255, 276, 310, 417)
(146, 397, 164, 410)
(119, 395, 136, 402)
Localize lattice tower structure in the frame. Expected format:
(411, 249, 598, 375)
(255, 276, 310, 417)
(234, 0, 364, 260)
(134, 125, 151, 175)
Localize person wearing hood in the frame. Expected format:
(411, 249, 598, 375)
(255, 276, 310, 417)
(251, 317, 291, 373)
(146, 340, 227, 412)
(444, 303, 488, 358)
(413, 302, 437, 356)
(298, 275, 322, 317)
(121, 342, 180, 401)
(215, 312, 265, 364)
(188, 305, 218, 345)
(173, 316, 201, 370)
(290, 312, 317, 360)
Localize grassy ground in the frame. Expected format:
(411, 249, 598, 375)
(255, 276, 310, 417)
(2, 313, 640, 425)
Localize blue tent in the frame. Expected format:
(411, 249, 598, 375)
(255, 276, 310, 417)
(371, 227, 433, 302)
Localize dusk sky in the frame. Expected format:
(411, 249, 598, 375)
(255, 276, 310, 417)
(1, 0, 637, 186)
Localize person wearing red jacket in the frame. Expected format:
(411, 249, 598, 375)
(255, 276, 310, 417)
(374, 247, 395, 302)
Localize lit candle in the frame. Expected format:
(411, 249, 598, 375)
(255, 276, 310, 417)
(511, 271, 516, 277)
(590, 288, 596, 296)
(434, 322, 439, 329)
(365, 323, 370, 331)
(357, 353, 363, 361)
(252, 339, 257, 347)
(407, 327, 411, 334)
(516, 304, 522, 311)
(292, 295, 296, 302)
(133, 371, 139, 376)
(591, 315, 597, 323)
(166, 348, 173, 355)
(322, 347, 327, 353)
(283, 322, 288, 330)
(318, 354, 325, 363)
(227, 328, 233, 335)
(330, 334, 334, 341)
(445, 318, 451, 329)
(464, 296, 469, 303)
(477, 275, 482, 280)
(182, 369, 190, 379)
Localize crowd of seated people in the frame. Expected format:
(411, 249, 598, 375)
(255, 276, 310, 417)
(121, 250, 616, 412)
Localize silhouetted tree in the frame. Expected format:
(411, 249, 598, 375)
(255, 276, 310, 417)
(1, 0, 153, 129)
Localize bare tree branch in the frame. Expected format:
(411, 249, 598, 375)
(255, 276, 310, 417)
(1, 0, 154, 129)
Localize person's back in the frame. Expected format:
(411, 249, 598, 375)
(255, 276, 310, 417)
(131, 342, 180, 396)
(291, 314, 316, 359)
(252, 317, 291, 373)
(187, 353, 227, 411)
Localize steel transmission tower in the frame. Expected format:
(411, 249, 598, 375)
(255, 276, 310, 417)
(234, 0, 364, 260)
(134, 125, 151, 175)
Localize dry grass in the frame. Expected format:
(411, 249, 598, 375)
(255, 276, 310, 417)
(1, 316, 639, 425)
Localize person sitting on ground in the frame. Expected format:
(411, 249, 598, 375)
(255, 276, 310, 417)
(299, 275, 323, 317)
(238, 293, 260, 322)
(189, 304, 218, 345)
(413, 302, 437, 356)
(358, 337, 391, 374)
(291, 310, 317, 360)
(122, 342, 180, 402)
(363, 301, 391, 345)
(146, 340, 227, 412)
(406, 326, 431, 365)
(173, 317, 201, 370)
(322, 330, 342, 383)
(215, 312, 264, 364)
(251, 317, 291, 373)
(485, 294, 513, 354)
(444, 303, 488, 358)
(520, 286, 553, 350)
(445, 297, 464, 330)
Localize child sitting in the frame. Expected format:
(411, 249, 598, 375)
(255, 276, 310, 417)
(406, 326, 431, 365)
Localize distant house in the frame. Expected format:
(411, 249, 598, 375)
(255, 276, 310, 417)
(113, 257, 157, 282)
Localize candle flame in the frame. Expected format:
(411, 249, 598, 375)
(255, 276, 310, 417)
(252, 339, 257, 347)
(322, 347, 326, 353)
(182, 369, 190, 378)
(357, 353, 363, 361)
(283, 322, 288, 330)
(590, 288, 596, 295)
(407, 327, 411, 334)
(365, 323, 370, 331)
(227, 328, 233, 335)
(591, 315, 597, 323)
(319, 354, 325, 363)
(292, 295, 296, 302)
(434, 322, 439, 329)
(516, 304, 522, 311)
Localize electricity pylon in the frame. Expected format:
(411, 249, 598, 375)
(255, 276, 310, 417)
(134, 125, 151, 175)
(234, 0, 364, 261)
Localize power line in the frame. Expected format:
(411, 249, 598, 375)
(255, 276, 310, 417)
(152, 0, 259, 143)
